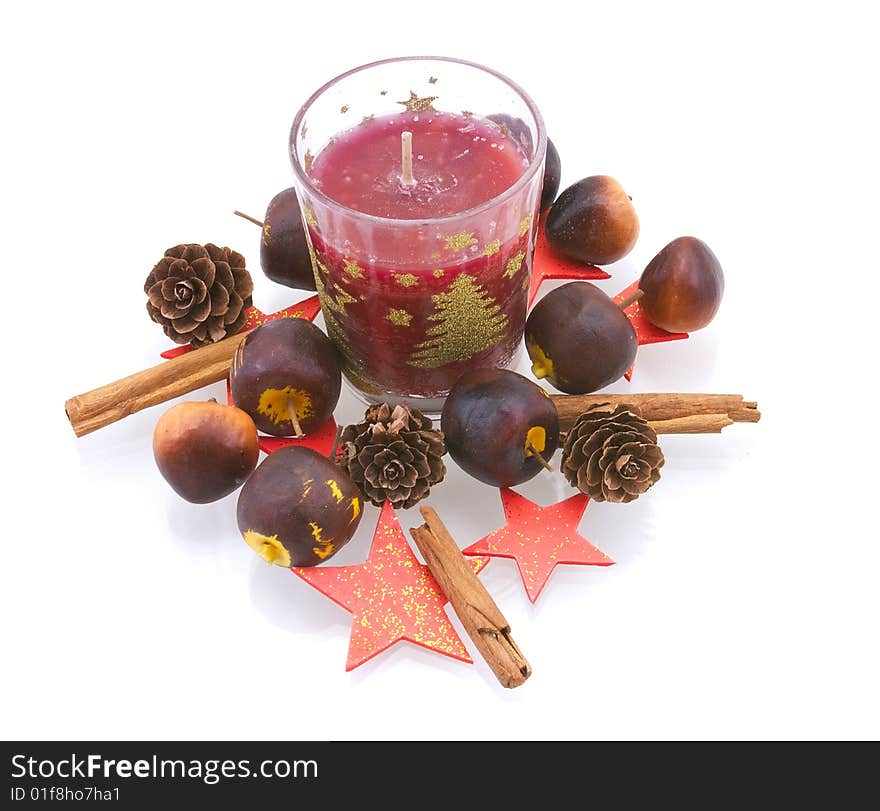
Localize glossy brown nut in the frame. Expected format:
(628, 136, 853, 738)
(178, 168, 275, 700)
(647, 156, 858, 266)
(441, 368, 559, 488)
(260, 187, 316, 291)
(230, 318, 341, 437)
(153, 400, 259, 504)
(639, 236, 724, 332)
(545, 175, 639, 265)
(541, 138, 561, 211)
(237, 446, 362, 567)
(526, 282, 637, 394)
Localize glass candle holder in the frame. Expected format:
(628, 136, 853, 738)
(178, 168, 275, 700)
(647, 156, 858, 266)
(290, 56, 546, 411)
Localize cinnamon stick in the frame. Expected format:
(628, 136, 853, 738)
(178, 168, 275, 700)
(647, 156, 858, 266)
(649, 413, 734, 434)
(65, 330, 249, 437)
(410, 506, 531, 689)
(551, 393, 760, 431)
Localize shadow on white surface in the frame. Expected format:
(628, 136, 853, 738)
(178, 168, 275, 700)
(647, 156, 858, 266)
(249, 560, 351, 635)
(161, 492, 238, 561)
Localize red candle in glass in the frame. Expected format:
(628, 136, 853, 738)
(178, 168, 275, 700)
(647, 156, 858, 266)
(290, 58, 546, 410)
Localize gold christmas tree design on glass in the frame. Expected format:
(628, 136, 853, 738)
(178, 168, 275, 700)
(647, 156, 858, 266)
(408, 274, 508, 368)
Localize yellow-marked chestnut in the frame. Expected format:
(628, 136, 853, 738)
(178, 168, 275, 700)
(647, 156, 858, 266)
(153, 400, 259, 503)
(526, 282, 637, 394)
(230, 317, 341, 437)
(237, 446, 362, 567)
(441, 368, 559, 487)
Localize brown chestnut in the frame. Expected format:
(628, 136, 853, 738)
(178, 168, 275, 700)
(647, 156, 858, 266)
(639, 237, 724, 332)
(526, 282, 637, 394)
(153, 400, 259, 503)
(230, 317, 341, 437)
(237, 446, 362, 567)
(441, 368, 559, 487)
(546, 175, 639, 265)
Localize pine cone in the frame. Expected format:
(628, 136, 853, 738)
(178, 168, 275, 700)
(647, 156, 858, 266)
(145, 243, 254, 347)
(561, 403, 664, 503)
(338, 403, 446, 509)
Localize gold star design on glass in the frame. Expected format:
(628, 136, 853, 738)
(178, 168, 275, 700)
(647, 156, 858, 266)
(505, 251, 525, 278)
(484, 239, 502, 257)
(519, 213, 533, 237)
(397, 91, 439, 112)
(393, 273, 419, 287)
(340, 104, 350, 113)
(342, 258, 365, 279)
(303, 207, 317, 228)
(386, 308, 413, 327)
(433, 269, 445, 278)
(304, 150, 314, 173)
(444, 231, 476, 252)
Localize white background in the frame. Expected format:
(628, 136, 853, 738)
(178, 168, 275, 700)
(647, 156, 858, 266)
(2, 1, 877, 741)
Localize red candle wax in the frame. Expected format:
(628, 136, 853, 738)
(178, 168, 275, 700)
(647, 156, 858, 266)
(310, 112, 528, 219)
(304, 112, 539, 401)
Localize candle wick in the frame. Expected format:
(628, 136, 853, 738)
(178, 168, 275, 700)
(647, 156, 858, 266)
(400, 130, 416, 187)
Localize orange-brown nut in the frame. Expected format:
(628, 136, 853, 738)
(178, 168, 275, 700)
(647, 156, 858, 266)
(153, 400, 259, 503)
(546, 175, 639, 265)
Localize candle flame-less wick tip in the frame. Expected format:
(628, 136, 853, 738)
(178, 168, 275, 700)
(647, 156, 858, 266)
(400, 130, 416, 187)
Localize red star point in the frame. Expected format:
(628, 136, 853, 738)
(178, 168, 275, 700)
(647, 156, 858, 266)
(529, 212, 610, 306)
(159, 295, 321, 360)
(613, 281, 688, 380)
(294, 502, 490, 671)
(463, 489, 613, 603)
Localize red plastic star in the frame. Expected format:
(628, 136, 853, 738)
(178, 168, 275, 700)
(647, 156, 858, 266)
(528, 212, 611, 306)
(463, 489, 613, 603)
(613, 281, 688, 381)
(294, 502, 490, 671)
(159, 295, 321, 360)
(221, 379, 338, 457)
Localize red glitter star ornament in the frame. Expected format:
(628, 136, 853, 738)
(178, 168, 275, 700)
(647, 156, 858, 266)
(463, 489, 613, 603)
(613, 281, 689, 381)
(294, 502, 490, 672)
(528, 213, 611, 306)
(159, 295, 321, 360)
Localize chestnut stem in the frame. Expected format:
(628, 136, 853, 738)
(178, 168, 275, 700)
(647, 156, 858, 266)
(329, 425, 344, 461)
(400, 131, 416, 187)
(617, 288, 645, 310)
(286, 400, 305, 438)
(526, 443, 553, 472)
(233, 210, 264, 228)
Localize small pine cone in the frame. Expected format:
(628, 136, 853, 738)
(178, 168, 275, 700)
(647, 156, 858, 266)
(561, 403, 664, 503)
(145, 243, 254, 347)
(338, 403, 446, 510)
